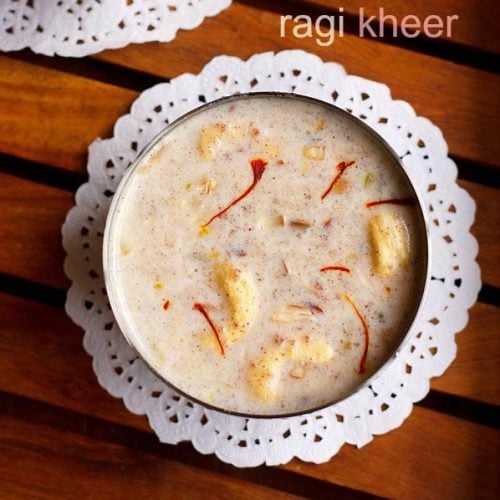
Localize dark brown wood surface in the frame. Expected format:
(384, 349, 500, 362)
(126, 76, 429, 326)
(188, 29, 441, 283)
(0, 1, 498, 498)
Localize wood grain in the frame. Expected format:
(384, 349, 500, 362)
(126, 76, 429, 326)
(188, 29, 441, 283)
(0, 292, 149, 432)
(0, 288, 496, 418)
(282, 405, 500, 498)
(431, 302, 500, 405)
(0, 172, 72, 289)
(0, 413, 300, 500)
(94, 1, 500, 167)
(0, 56, 136, 173)
(0, 291, 497, 498)
(459, 180, 500, 288)
(0, 1, 497, 497)
(0, 10, 499, 174)
(1, 173, 497, 290)
(294, 0, 500, 53)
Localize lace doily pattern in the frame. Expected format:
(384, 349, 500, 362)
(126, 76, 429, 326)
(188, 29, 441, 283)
(0, 0, 231, 57)
(62, 50, 480, 467)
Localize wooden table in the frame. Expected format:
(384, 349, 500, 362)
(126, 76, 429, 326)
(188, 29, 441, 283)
(1, 1, 499, 498)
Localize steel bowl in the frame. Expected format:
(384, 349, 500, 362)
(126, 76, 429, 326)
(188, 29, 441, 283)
(103, 92, 431, 419)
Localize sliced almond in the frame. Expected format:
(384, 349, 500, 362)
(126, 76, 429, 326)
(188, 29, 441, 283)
(290, 366, 305, 379)
(282, 259, 290, 276)
(271, 304, 313, 323)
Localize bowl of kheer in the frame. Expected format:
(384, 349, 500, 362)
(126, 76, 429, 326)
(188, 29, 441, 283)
(103, 93, 430, 418)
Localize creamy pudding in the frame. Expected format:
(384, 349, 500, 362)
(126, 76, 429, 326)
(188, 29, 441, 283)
(105, 94, 428, 416)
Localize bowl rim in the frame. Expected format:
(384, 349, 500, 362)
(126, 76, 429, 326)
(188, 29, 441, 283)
(103, 91, 432, 419)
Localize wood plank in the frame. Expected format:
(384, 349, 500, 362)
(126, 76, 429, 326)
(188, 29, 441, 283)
(0, 55, 136, 173)
(94, 1, 500, 167)
(282, 405, 500, 499)
(1, 173, 496, 291)
(0, 291, 150, 432)
(431, 302, 500, 405)
(0, 290, 496, 416)
(0, 5, 499, 173)
(459, 180, 500, 289)
(0, 172, 72, 289)
(0, 414, 300, 500)
(0, 292, 497, 498)
(296, 0, 500, 53)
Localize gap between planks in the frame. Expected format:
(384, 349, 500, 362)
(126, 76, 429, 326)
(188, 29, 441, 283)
(1, 9, 500, 170)
(0, 292, 498, 496)
(0, 391, 373, 500)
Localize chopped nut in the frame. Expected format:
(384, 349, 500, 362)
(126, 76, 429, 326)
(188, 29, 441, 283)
(303, 144, 325, 160)
(208, 250, 221, 260)
(308, 304, 324, 314)
(290, 366, 305, 379)
(199, 123, 226, 160)
(202, 178, 216, 194)
(288, 305, 313, 315)
(290, 219, 312, 229)
(198, 225, 211, 237)
(120, 243, 130, 256)
(282, 259, 290, 275)
(278, 214, 287, 226)
(314, 117, 325, 132)
(271, 304, 313, 323)
(364, 172, 374, 188)
(263, 142, 280, 158)
(274, 335, 285, 345)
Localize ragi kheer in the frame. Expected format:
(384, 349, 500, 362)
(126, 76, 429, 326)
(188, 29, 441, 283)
(105, 95, 427, 416)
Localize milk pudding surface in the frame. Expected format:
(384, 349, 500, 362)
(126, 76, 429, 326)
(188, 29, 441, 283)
(106, 95, 427, 415)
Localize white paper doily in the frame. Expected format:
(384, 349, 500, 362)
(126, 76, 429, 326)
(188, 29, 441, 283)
(0, 0, 231, 57)
(62, 50, 481, 467)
